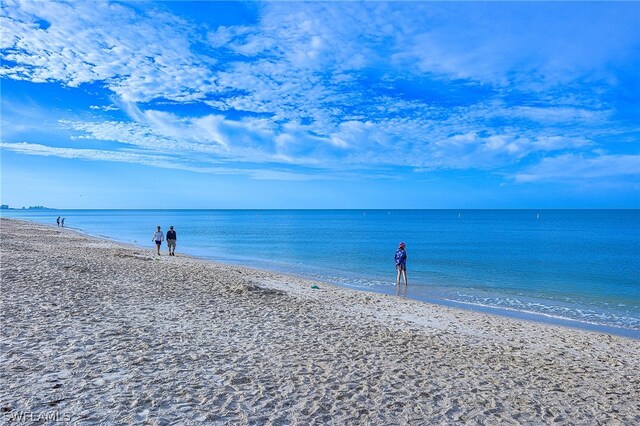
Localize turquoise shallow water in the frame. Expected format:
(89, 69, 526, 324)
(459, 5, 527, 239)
(3, 209, 639, 337)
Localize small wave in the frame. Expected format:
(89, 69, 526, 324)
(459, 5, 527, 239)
(442, 296, 640, 332)
(291, 270, 640, 332)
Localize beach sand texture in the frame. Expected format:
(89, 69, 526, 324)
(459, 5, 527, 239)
(1, 218, 639, 425)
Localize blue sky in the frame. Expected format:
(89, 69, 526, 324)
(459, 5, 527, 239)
(1, 1, 639, 209)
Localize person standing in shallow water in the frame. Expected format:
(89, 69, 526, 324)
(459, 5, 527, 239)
(56, 216, 60, 227)
(395, 242, 408, 286)
(166, 226, 177, 256)
(152, 226, 164, 255)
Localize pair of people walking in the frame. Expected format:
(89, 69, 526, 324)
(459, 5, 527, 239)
(56, 216, 65, 227)
(152, 225, 177, 256)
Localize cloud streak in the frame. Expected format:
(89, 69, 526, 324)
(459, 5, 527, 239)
(513, 154, 640, 184)
(0, 141, 330, 181)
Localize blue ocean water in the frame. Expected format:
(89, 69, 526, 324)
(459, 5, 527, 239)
(3, 209, 639, 337)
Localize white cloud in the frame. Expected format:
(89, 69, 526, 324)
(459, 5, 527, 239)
(513, 154, 640, 183)
(1, 1, 637, 184)
(4, 1, 636, 114)
(59, 116, 258, 159)
(0, 141, 326, 181)
(89, 104, 119, 111)
(207, 25, 253, 49)
(48, 96, 615, 180)
(388, 2, 640, 87)
(59, 110, 349, 167)
(1, 0, 217, 102)
(508, 106, 611, 125)
(0, 141, 191, 170)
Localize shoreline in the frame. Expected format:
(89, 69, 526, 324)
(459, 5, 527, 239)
(7, 215, 638, 338)
(1, 217, 639, 423)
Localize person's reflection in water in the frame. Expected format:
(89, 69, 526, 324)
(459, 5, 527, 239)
(396, 283, 407, 297)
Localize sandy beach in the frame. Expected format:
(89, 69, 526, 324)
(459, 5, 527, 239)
(1, 217, 638, 425)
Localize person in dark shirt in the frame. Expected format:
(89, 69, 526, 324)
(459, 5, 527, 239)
(394, 242, 408, 286)
(166, 226, 177, 256)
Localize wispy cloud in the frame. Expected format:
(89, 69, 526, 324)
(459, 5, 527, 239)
(89, 104, 119, 112)
(1, 141, 186, 170)
(53, 111, 599, 175)
(0, 141, 328, 181)
(60, 113, 276, 162)
(513, 154, 640, 183)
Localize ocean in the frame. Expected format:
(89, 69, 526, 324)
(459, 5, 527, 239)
(3, 209, 639, 337)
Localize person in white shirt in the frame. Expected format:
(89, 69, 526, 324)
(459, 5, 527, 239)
(152, 226, 164, 255)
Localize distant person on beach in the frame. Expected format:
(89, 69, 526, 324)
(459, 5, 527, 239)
(56, 216, 60, 227)
(61, 218, 65, 227)
(152, 226, 164, 255)
(166, 226, 177, 256)
(395, 242, 408, 286)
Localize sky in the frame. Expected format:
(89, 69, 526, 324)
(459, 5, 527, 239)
(1, 1, 639, 209)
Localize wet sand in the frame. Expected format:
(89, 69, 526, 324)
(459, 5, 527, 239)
(1, 217, 639, 424)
